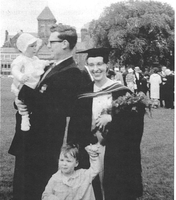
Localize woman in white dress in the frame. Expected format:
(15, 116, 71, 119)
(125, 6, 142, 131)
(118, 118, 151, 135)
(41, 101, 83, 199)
(149, 67, 162, 108)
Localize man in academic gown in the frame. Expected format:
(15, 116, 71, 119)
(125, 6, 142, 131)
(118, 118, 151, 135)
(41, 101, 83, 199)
(9, 24, 82, 200)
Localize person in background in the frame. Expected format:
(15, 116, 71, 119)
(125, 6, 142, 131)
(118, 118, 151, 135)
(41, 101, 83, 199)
(8, 23, 82, 200)
(114, 67, 124, 85)
(107, 69, 116, 81)
(120, 66, 127, 86)
(149, 67, 162, 108)
(42, 143, 100, 200)
(134, 66, 143, 93)
(163, 69, 174, 109)
(141, 73, 150, 95)
(125, 68, 136, 92)
(158, 66, 167, 107)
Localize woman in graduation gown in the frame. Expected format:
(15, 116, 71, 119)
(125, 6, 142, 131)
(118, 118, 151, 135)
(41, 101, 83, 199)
(67, 48, 146, 200)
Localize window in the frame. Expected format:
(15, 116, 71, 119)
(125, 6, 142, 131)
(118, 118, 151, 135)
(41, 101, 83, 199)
(3, 71, 11, 75)
(5, 55, 10, 59)
(11, 55, 17, 59)
(1, 55, 4, 60)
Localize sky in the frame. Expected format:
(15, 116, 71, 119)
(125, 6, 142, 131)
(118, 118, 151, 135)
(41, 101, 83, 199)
(0, 0, 175, 46)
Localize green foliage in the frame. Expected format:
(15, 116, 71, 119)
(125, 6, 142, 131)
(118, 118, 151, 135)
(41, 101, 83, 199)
(88, 0, 175, 70)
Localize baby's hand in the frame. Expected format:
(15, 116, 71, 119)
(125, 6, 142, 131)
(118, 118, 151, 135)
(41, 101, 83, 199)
(21, 75, 29, 83)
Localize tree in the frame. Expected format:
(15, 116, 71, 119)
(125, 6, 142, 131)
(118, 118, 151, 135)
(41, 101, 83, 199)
(88, 0, 174, 70)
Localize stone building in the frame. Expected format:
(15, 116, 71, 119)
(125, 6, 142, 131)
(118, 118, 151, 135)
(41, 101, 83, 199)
(37, 6, 56, 44)
(0, 6, 93, 75)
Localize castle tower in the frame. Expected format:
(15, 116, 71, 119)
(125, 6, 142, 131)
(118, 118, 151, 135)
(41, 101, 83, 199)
(37, 6, 56, 43)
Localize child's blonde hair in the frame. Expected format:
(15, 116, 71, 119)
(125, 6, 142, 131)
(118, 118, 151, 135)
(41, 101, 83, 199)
(61, 143, 79, 161)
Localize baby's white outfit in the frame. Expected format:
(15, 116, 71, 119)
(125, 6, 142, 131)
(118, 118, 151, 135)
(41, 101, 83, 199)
(11, 54, 49, 131)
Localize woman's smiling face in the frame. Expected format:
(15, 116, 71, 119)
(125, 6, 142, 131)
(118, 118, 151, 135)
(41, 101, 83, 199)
(87, 56, 107, 83)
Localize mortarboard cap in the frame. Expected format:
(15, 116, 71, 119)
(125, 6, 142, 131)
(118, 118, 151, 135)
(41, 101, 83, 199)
(76, 47, 116, 64)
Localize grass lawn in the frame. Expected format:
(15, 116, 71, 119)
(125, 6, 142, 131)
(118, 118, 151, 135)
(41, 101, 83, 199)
(0, 77, 174, 200)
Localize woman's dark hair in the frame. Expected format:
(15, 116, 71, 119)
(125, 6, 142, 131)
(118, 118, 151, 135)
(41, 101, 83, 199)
(86, 54, 109, 64)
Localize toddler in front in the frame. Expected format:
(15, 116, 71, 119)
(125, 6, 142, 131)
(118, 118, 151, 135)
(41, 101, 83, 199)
(42, 143, 100, 200)
(11, 33, 51, 131)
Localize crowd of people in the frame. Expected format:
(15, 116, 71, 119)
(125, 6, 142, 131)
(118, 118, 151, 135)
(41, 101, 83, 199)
(107, 65, 174, 109)
(8, 22, 172, 200)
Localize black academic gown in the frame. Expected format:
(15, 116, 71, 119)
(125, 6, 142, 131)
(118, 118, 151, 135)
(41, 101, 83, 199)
(9, 57, 82, 200)
(68, 82, 145, 200)
(104, 99, 145, 200)
(68, 82, 95, 168)
(80, 66, 93, 87)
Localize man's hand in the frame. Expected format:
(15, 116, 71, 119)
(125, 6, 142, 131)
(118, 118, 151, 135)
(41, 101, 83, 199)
(15, 98, 28, 115)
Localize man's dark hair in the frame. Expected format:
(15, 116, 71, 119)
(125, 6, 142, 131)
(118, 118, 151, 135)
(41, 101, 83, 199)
(50, 23, 77, 50)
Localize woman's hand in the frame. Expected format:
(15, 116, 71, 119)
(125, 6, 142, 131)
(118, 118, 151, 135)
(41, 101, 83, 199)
(15, 98, 28, 115)
(95, 114, 112, 132)
(85, 144, 100, 158)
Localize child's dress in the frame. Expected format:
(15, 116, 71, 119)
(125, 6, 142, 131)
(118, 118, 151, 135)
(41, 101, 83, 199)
(11, 54, 49, 131)
(149, 73, 162, 108)
(42, 155, 100, 200)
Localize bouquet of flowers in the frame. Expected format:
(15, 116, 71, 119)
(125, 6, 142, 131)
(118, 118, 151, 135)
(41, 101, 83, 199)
(99, 92, 151, 142)
(102, 91, 151, 116)
(112, 91, 151, 114)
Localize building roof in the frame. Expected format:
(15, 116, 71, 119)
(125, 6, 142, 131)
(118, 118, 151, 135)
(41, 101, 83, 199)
(37, 6, 56, 21)
(2, 32, 21, 48)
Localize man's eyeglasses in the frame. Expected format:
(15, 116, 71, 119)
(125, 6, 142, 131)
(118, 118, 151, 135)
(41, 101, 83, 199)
(48, 40, 63, 44)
